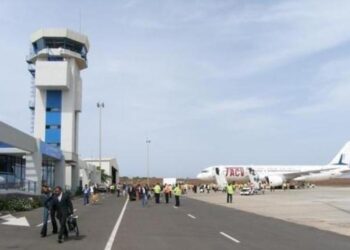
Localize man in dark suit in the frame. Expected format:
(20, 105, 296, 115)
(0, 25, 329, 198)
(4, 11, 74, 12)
(53, 186, 73, 243)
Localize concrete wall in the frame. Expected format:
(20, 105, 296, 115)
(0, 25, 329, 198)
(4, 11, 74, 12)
(0, 121, 37, 152)
(35, 61, 70, 90)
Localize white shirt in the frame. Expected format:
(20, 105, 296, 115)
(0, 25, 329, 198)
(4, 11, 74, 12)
(58, 192, 63, 202)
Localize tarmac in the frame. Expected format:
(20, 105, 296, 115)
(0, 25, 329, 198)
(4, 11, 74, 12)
(187, 186, 350, 237)
(1, 190, 350, 249)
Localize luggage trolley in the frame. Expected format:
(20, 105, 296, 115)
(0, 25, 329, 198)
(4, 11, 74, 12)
(67, 214, 79, 237)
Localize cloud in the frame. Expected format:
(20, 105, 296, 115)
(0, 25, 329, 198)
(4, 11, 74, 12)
(202, 0, 350, 78)
(202, 98, 277, 114)
(289, 57, 350, 115)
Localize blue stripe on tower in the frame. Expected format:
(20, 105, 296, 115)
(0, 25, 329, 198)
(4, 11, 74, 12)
(45, 90, 62, 147)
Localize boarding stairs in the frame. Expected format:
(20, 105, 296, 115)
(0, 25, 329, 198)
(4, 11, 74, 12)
(247, 167, 261, 190)
(214, 167, 228, 190)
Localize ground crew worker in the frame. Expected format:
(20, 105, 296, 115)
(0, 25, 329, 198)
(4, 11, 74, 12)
(164, 184, 171, 204)
(226, 182, 234, 203)
(154, 183, 161, 204)
(174, 184, 181, 207)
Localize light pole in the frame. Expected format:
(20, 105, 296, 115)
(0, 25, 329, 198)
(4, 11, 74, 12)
(97, 102, 104, 171)
(146, 138, 151, 186)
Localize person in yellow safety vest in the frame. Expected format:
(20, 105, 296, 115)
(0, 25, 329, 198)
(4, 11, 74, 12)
(154, 183, 161, 204)
(174, 184, 181, 207)
(226, 182, 234, 203)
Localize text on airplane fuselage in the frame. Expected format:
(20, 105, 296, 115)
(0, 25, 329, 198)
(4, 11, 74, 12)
(226, 167, 245, 177)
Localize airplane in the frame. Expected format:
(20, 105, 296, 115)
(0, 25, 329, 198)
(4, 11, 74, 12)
(197, 141, 350, 188)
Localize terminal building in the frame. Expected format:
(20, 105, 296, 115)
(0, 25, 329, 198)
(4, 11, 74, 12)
(84, 158, 119, 186)
(0, 28, 119, 195)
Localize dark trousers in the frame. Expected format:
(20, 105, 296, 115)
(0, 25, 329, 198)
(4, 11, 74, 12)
(175, 195, 180, 207)
(155, 193, 160, 204)
(51, 209, 58, 233)
(41, 208, 57, 236)
(83, 194, 89, 205)
(58, 215, 68, 240)
(227, 193, 233, 203)
(165, 193, 169, 204)
(117, 190, 120, 197)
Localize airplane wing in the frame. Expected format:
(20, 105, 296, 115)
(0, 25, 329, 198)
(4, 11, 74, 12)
(282, 166, 342, 180)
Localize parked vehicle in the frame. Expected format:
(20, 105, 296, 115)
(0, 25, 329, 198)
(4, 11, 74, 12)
(96, 184, 108, 192)
(240, 187, 254, 195)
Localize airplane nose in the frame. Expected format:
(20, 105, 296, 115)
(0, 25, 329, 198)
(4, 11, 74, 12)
(197, 173, 202, 179)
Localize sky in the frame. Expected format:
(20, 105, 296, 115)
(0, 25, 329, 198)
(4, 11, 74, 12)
(1, 0, 350, 178)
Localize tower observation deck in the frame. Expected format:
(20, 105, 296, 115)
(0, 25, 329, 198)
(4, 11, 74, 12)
(26, 28, 89, 164)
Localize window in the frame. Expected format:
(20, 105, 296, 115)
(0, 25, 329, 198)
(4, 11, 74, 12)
(0, 155, 25, 183)
(42, 158, 55, 187)
(48, 55, 63, 61)
(31, 37, 87, 60)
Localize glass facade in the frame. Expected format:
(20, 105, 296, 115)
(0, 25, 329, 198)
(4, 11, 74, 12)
(42, 158, 55, 188)
(0, 155, 25, 185)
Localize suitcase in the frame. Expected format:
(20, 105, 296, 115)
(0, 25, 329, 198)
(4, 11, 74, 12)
(67, 215, 79, 237)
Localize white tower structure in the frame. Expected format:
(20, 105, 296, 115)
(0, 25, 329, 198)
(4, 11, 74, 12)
(26, 28, 89, 190)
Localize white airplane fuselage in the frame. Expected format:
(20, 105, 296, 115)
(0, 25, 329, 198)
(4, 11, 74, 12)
(197, 142, 350, 187)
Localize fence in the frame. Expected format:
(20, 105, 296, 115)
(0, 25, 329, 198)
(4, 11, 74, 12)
(0, 179, 37, 194)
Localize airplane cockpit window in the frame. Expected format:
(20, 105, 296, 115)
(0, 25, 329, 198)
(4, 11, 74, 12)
(201, 170, 209, 173)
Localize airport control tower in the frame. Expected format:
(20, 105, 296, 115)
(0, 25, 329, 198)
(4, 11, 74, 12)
(26, 28, 89, 190)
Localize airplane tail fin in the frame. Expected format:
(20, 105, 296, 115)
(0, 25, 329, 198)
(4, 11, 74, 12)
(329, 141, 350, 166)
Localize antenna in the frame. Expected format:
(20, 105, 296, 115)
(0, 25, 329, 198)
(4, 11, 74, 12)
(79, 8, 82, 32)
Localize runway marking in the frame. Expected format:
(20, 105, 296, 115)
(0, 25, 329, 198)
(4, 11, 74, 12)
(36, 220, 51, 227)
(187, 214, 196, 219)
(220, 232, 240, 243)
(36, 209, 77, 227)
(104, 198, 129, 250)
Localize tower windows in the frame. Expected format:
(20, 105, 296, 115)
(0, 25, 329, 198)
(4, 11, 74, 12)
(45, 90, 62, 148)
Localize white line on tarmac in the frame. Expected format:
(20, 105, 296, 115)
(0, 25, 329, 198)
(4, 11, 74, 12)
(36, 220, 51, 227)
(36, 209, 77, 227)
(220, 232, 240, 243)
(187, 214, 196, 219)
(104, 198, 129, 250)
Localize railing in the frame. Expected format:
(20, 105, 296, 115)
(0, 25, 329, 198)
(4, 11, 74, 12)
(0, 180, 37, 194)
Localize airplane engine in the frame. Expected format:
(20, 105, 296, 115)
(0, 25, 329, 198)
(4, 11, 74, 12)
(267, 176, 284, 187)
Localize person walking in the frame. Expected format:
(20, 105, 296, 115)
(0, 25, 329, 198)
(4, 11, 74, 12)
(141, 184, 149, 207)
(153, 183, 161, 204)
(83, 184, 90, 205)
(122, 183, 127, 197)
(164, 184, 171, 204)
(53, 186, 74, 243)
(91, 186, 99, 204)
(226, 182, 234, 203)
(116, 183, 121, 197)
(40, 184, 57, 237)
(174, 184, 181, 207)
